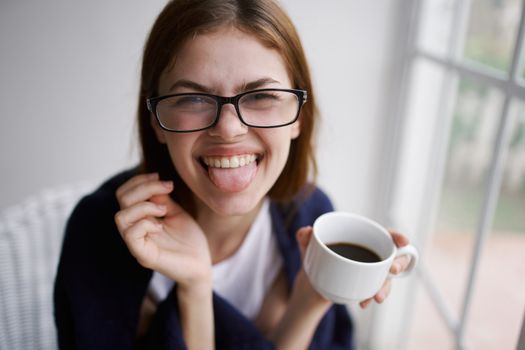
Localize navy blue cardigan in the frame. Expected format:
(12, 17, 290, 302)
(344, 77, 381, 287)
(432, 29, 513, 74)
(54, 169, 354, 349)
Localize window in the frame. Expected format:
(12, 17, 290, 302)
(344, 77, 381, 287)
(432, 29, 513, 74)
(377, 0, 525, 349)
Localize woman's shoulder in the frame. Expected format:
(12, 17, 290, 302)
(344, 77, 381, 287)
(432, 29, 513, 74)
(291, 184, 334, 216)
(56, 168, 149, 319)
(74, 168, 137, 213)
(270, 184, 334, 232)
(89, 167, 139, 201)
(64, 167, 138, 239)
(300, 184, 333, 210)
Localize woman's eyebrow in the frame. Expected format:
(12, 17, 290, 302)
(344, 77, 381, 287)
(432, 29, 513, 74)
(240, 78, 281, 91)
(168, 77, 281, 94)
(169, 79, 212, 93)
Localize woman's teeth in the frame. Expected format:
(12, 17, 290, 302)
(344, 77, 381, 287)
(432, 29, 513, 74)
(203, 154, 257, 169)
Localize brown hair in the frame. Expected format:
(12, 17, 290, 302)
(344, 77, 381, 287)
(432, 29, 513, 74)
(138, 0, 318, 206)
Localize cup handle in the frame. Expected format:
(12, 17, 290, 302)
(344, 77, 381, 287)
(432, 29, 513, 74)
(389, 244, 419, 278)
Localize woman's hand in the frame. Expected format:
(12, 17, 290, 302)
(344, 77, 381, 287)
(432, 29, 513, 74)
(115, 172, 214, 349)
(114, 173, 212, 288)
(359, 229, 412, 309)
(294, 227, 332, 308)
(269, 226, 331, 350)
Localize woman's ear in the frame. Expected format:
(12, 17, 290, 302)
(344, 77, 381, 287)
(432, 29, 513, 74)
(151, 115, 167, 144)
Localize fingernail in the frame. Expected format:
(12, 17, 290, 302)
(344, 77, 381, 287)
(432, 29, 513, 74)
(157, 204, 166, 211)
(162, 181, 173, 189)
(149, 173, 159, 179)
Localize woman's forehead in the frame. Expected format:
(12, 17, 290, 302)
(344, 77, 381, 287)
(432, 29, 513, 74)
(158, 26, 292, 94)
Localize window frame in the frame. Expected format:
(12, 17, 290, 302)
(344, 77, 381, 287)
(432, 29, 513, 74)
(371, 0, 525, 349)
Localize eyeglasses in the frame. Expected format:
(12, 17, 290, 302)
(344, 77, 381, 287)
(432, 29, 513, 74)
(146, 88, 307, 133)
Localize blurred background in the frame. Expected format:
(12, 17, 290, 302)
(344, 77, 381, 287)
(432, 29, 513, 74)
(0, 0, 524, 349)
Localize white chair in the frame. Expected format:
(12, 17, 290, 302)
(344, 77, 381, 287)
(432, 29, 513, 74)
(0, 183, 94, 350)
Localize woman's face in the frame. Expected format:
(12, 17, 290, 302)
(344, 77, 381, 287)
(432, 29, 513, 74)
(154, 26, 301, 217)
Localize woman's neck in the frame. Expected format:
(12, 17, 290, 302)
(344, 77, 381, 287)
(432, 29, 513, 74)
(195, 200, 265, 264)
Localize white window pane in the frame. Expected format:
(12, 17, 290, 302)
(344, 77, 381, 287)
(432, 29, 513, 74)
(411, 81, 506, 349)
(434, 82, 504, 314)
(496, 100, 525, 232)
(462, 99, 525, 349)
(407, 285, 456, 350)
(438, 81, 503, 231)
(463, 0, 523, 73)
(417, 0, 456, 57)
(463, 233, 525, 349)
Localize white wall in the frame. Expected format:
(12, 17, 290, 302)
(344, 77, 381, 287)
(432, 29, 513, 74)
(0, 0, 165, 210)
(0, 0, 400, 220)
(282, 0, 400, 216)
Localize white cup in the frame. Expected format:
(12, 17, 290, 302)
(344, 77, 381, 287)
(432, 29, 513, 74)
(304, 212, 419, 304)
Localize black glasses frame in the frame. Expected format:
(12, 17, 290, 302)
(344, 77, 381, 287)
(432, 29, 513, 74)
(146, 88, 307, 133)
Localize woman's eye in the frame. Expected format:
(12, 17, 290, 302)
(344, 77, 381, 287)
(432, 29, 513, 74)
(242, 92, 282, 108)
(168, 96, 215, 111)
(177, 96, 208, 105)
(247, 93, 279, 101)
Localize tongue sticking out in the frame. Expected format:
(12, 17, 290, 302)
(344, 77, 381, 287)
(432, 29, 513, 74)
(208, 160, 257, 192)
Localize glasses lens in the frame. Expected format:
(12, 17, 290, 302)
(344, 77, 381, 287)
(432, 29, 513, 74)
(156, 94, 217, 131)
(239, 90, 300, 127)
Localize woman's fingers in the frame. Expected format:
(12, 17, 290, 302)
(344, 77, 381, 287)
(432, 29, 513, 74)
(117, 177, 173, 209)
(295, 226, 313, 260)
(388, 229, 410, 248)
(388, 229, 412, 274)
(149, 193, 186, 218)
(359, 298, 373, 309)
(116, 172, 158, 199)
(121, 218, 163, 265)
(359, 278, 393, 309)
(374, 278, 392, 304)
(122, 218, 163, 243)
(390, 255, 411, 274)
(114, 201, 167, 232)
(115, 174, 187, 230)
(359, 231, 410, 308)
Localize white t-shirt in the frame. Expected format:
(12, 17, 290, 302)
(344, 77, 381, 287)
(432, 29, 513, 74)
(147, 198, 283, 321)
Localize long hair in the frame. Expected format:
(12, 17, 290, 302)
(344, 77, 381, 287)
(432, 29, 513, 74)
(138, 0, 318, 208)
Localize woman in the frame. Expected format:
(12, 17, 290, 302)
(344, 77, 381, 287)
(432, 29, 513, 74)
(54, 1, 410, 349)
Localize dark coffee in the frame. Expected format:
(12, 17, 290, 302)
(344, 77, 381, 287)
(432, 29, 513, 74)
(327, 242, 381, 263)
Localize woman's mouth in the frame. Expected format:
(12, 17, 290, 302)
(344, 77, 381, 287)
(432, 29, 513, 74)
(200, 154, 260, 192)
(202, 154, 258, 169)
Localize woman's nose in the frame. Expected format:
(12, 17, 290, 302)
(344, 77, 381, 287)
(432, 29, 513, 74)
(207, 104, 248, 140)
